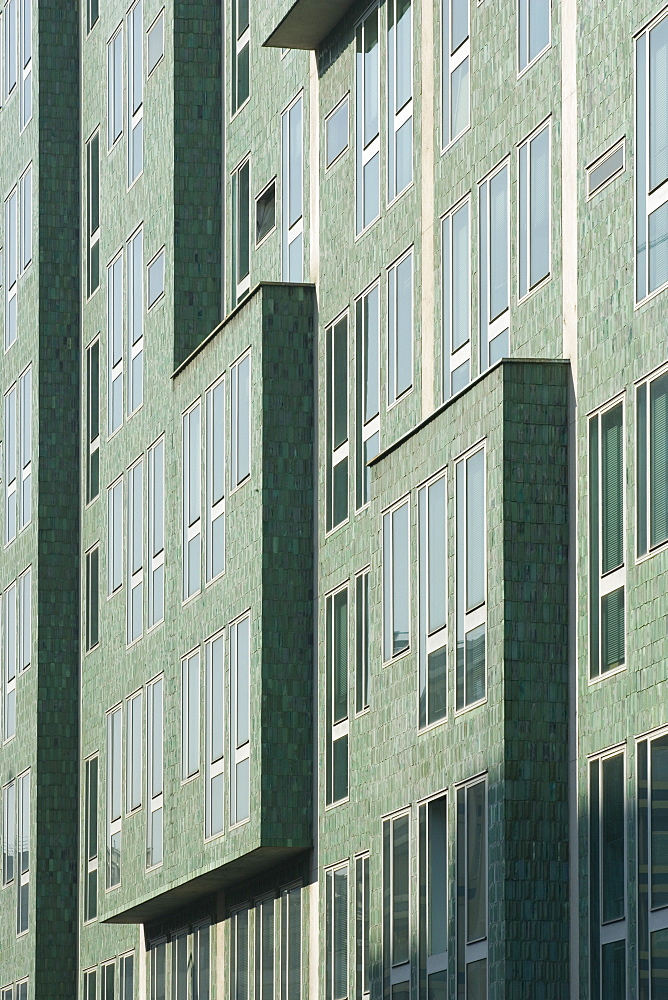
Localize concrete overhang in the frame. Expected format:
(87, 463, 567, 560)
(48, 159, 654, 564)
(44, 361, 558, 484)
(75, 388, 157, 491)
(264, 0, 355, 49)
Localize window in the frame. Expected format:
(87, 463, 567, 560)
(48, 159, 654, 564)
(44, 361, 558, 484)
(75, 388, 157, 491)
(387, 249, 413, 406)
(442, 197, 470, 397)
(589, 400, 625, 678)
(147, 248, 165, 307)
(18, 365, 30, 532)
(107, 477, 123, 596)
(126, 691, 142, 813)
(5, 187, 17, 350)
(101, 962, 114, 1000)
(5, 383, 16, 542)
(232, 0, 249, 113)
(147, 437, 165, 627)
(150, 941, 166, 1000)
(324, 865, 348, 1000)
(18, 0, 29, 128)
(326, 586, 349, 806)
(637, 733, 668, 997)
(87, 339, 100, 502)
(127, 458, 143, 644)
(355, 569, 370, 714)
(326, 96, 349, 168)
(419, 472, 447, 728)
(108, 250, 124, 435)
(355, 6, 380, 234)
(128, 0, 143, 184)
(86, 545, 99, 651)
(256, 180, 276, 246)
(382, 498, 410, 662)
(119, 953, 134, 1000)
(19, 164, 31, 272)
(590, 750, 626, 1000)
(194, 923, 211, 1000)
(230, 613, 250, 825)
(232, 158, 250, 303)
(419, 794, 448, 995)
(3, 582, 16, 741)
(2, 780, 14, 885)
(518, 119, 550, 299)
(355, 855, 370, 1000)
(18, 567, 30, 674)
(383, 811, 410, 994)
(84, 755, 98, 922)
(147, 676, 164, 868)
(281, 886, 302, 1000)
(479, 161, 509, 370)
(442, 0, 469, 149)
(456, 778, 487, 999)
(255, 897, 275, 1000)
(106, 706, 122, 888)
(173, 931, 188, 1000)
(637, 12, 668, 301)
(587, 139, 625, 199)
(108, 25, 123, 149)
(205, 631, 224, 839)
(231, 350, 251, 488)
(356, 282, 380, 509)
(128, 227, 143, 413)
(84, 970, 97, 1000)
(282, 94, 304, 281)
(518, 0, 550, 72)
(231, 908, 250, 1000)
(87, 0, 99, 32)
(87, 131, 101, 297)
(206, 375, 225, 582)
(183, 401, 201, 601)
(455, 445, 486, 710)
(16, 771, 29, 935)
(4, 0, 16, 99)
(326, 313, 349, 532)
(182, 649, 200, 780)
(637, 365, 668, 557)
(387, 0, 412, 201)
(16, 984, 27, 1000)
(147, 11, 164, 74)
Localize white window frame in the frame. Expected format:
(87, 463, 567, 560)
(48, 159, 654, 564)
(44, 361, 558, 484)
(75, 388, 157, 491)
(382, 495, 411, 664)
(4, 382, 16, 544)
(586, 138, 625, 200)
(232, 0, 249, 115)
(282, 92, 304, 281)
(119, 952, 135, 1000)
(325, 94, 350, 170)
(231, 907, 250, 1000)
(18, 0, 30, 130)
(418, 469, 448, 730)
(107, 476, 123, 596)
(83, 755, 98, 924)
(147, 246, 165, 308)
(107, 24, 124, 150)
(382, 810, 411, 991)
(355, 4, 381, 237)
(126, 690, 142, 814)
(478, 159, 510, 372)
(325, 862, 349, 1000)
(205, 374, 225, 584)
(17, 364, 30, 532)
(18, 565, 30, 673)
(441, 0, 470, 151)
(182, 400, 202, 602)
(281, 884, 302, 1000)
(355, 853, 370, 1000)
(636, 360, 668, 560)
(325, 583, 349, 808)
(127, 0, 143, 186)
(637, 728, 668, 975)
(127, 227, 143, 415)
(230, 611, 251, 827)
(146, 674, 164, 870)
(87, 130, 101, 298)
(147, 436, 165, 628)
(455, 441, 487, 712)
(106, 706, 122, 889)
(16, 769, 29, 936)
(442, 196, 471, 398)
(355, 567, 370, 716)
(355, 281, 380, 511)
(232, 156, 251, 303)
(87, 337, 100, 504)
(3, 0, 16, 100)
(181, 648, 201, 781)
(387, 0, 413, 203)
(517, 0, 550, 75)
(147, 9, 164, 76)
(418, 791, 449, 986)
(205, 629, 225, 840)
(387, 247, 414, 408)
(518, 117, 551, 301)
(2, 779, 15, 886)
(126, 457, 144, 646)
(230, 349, 251, 490)
(19, 164, 31, 273)
(456, 775, 488, 995)
(3, 581, 16, 742)
(107, 250, 124, 436)
(326, 310, 349, 534)
(5, 187, 17, 351)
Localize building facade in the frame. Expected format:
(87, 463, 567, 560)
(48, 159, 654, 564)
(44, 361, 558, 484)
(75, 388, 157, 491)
(0, 0, 666, 997)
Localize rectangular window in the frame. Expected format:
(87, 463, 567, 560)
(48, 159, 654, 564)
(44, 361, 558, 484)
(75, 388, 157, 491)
(232, 158, 250, 303)
(355, 569, 370, 714)
(18, 0, 30, 128)
(173, 931, 188, 1000)
(479, 161, 509, 371)
(4, 0, 16, 98)
(419, 472, 447, 728)
(638, 734, 668, 997)
(18, 567, 29, 675)
(518, 119, 551, 299)
(87, 0, 99, 32)
(442, 0, 469, 149)
(589, 401, 625, 679)
(206, 375, 225, 582)
(230, 613, 250, 825)
(4, 581, 16, 741)
(127, 458, 144, 644)
(5, 384, 16, 543)
(119, 953, 134, 1000)
(256, 180, 276, 246)
(2, 780, 14, 885)
(127, 0, 143, 184)
(182, 649, 200, 780)
(326, 313, 349, 532)
(147, 248, 165, 307)
(147, 11, 164, 74)
(282, 93, 304, 281)
(455, 445, 486, 710)
(442, 197, 471, 397)
(84, 970, 97, 1000)
(383, 812, 410, 994)
(107, 477, 123, 596)
(325, 96, 349, 168)
(387, 0, 412, 201)
(281, 886, 302, 1000)
(326, 865, 348, 1000)
(355, 855, 370, 1000)
(205, 631, 224, 839)
(355, 6, 380, 234)
(108, 251, 124, 435)
(518, 0, 550, 72)
(588, 141, 625, 199)
(637, 366, 668, 557)
(126, 691, 142, 813)
(19, 164, 31, 271)
(18, 365, 31, 532)
(84, 755, 98, 922)
(387, 249, 413, 406)
(106, 706, 122, 888)
(183, 401, 202, 601)
(194, 923, 211, 1000)
(231, 908, 250, 1000)
(16, 983, 28, 1000)
(5, 187, 17, 350)
(231, 351, 251, 488)
(108, 25, 123, 149)
(355, 282, 380, 509)
(87, 338, 100, 502)
(456, 778, 487, 999)
(419, 795, 448, 995)
(128, 227, 143, 413)
(232, 0, 249, 113)
(147, 437, 165, 627)
(326, 586, 349, 806)
(150, 941, 166, 1000)
(101, 962, 115, 1000)
(146, 676, 164, 868)
(382, 498, 410, 662)
(87, 131, 101, 297)
(16, 770, 29, 935)
(590, 751, 626, 1000)
(86, 545, 99, 651)
(256, 898, 275, 1000)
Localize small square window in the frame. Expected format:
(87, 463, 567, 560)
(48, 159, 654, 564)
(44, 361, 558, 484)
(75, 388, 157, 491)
(325, 96, 349, 168)
(147, 249, 165, 307)
(255, 180, 276, 246)
(147, 10, 164, 75)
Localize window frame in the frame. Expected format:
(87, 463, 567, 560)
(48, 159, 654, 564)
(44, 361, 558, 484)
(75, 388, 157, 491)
(325, 861, 349, 1000)
(182, 399, 202, 603)
(441, 0, 470, 152)
(382, 494, 411, 665)
(517, 116, 552, 303)
(355, 566, 371, 716)
(635, 360, 668, 561)
(478, 158, 510, 372)
(106, 705, 122, 890)
(230, 611, 251, 827)
(230, 348, 251, 492)
(147, 436, 165, 629)
(418, 790, 448, 990)
(146, 673, 164, 870)
(282, 91, 304, 282)
(146, 8, 165, 76)
(355, 279, 380, 511)
(85, 544, 100, 652)
(418, 468, 448, 731)
(107, 248, 124, 437)
(382, 808, 411, 993)
(87, 130, 101, 299)
(83, 754, 99, 923)
(126, 456, 144, 646)
(107, 23, 124, 151)
(454, 441, 487, 713)
(86, 337, 100, 504)
(325, 93, 350, 170)
(4, 382, 16, 544)
(386, 246, 414, 408)
(442, 195, 471, 400)
(125, 689, 142, 814)
(18, 0, 31, 131)
(205, 373, 226, 584)
(517, 0, 550, 76)
(326, 309, 350, 534)
(387, 0, 414, 204)
(3, 580, 16, 742)
(355, 3, 381, 238)
(127, 0, 143, 187)
(455, 774, 488, 998)
(127, 225, 144, 415)
(232, 155, 251, 304)
(107, 475, 124, 597)
(205, 628, 225, 841)
(325, 582, 350, 808)
(181, 647, 201, 782)
(5, 186, 17, 352)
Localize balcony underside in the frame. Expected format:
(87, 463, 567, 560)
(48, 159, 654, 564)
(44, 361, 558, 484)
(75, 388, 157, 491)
(264, 0, 355, 49)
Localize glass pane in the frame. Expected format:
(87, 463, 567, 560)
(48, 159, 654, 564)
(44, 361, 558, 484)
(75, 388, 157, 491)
(451, 360, 470, 395)
(150, 807, 163, 866)
(363, 153, 379, 228)
(289, 99, 303, 228)
(601, 404, 623, 574)
(489, 167, 508, 321)
(151, 681, 163, 796)
(589, 144, 624, 196)
(237, 41, 249, 107)
(236, 617, 250, 747)
(333, 589, 348, 724)
(650, 17, 668, 191)
(147, 14, 164, 72)
(237, 356, 250, 482)
(530, 126, 550, 287)
(528, 0, 549, 62)
(466, 449, 485, 610)
(333, 734, 348, 802)
(427, 970, 447, 1000)
(334, 869, 348, 999)
(427, 797, 447, 956)
(392, 814, 409, 965)
(364, 286, 379, 421)
(466, 624, 485, 704)
(239, 162, 250, 281)
(154, 441, 164, 553)
(652, 736, 668, 910)
(211, 773, 224, 835)
(210, 636, 224, 762)
(333, 319, 348, 450)
(148, 251, 165, 306)
(652, 927, 668, 1000)
(650, 373, 668, 548)
(602, 754, 625, 923)
(392, 504, 410, 655)
(396, 254, 412, 397)
(450, 56, 469, 141)
(601, 587, 624, 672)
(236, 758, 250, 823)
(363, 10, 378, 146)
(649, 202, 668, 293)
(451, 0, 468, 51)
(427, 477, 446, 633)
(602, 940, 626, 1000)
(467, 782, 486, 943)
(326, 100, 348, 166)
(452, 202, 469, 351)
(333, 457, 348, 527)
(519, 141, 528, 298)
(466, 959, 487, 1000)
(427, 647, 447, 725)
(395, 0, 411, 110)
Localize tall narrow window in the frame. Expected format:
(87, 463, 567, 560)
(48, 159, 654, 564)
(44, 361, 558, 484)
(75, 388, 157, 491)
(442, 197, 470, 397)
(194, 923, 211, 1000)
(106, 706, 122, 888)
(355, 282, 380, 509)
(18, 566, 30, 673)
(232, 0, 249, 113)
(256, 897, 275, 1000)
(419, 472, 447, 728)
(19, 0, 30, 129)
(4, 0, 16, 99)
(355, 6, 380, 234)
(19, 164, 31, 271)
(232, 158, 251, 303)
(108, 25, 123, 149)
(146, 675, 164, 868)
(101, 962, 115, 1000)
(147, 11, 164, 73)
(16, 770, 29, 935)
(637, 366, 668, 557)
(590, 751, 626, 1000)
(147, 437, 165, 627)
(326, 865, 348, 1000)
(108, 477, 123, 596)
(387, 0, 412, 201)
(183, 401, 202, 601)
(182, 649, 200, 780)
(326, 314, 349, 532)
(2, 780, 15, 886)
(281, 886, 302, 1000)
(442, 0, 469, 149)
(419, 795, 448, 996)
(589, 401, 625, 679)
(387, 249, 413, 406)
(638, 733, 668, 997)
(383, 812, 410, 995)
(18, 364, 31, 531)
(518, 0, 550, 71)
(173, 931, 188, 1000)
(282, 93, 304, 281)
(128, 227, 143, 413)
(4, 582, 16, 742)
(5, 384, 16, 543)
(87, 339, 100, 502)
(88, 0, 99, 32)
(150, 940, 167, 1000)
(231, 908, 250, 1000)
(479, 162, 509, 370)
(86, 545, 99, 652)
(231, 613, 251, 825)
(84, 755, 98, 922)
(205, 631, 225, 839)
(382, 498, 410, 662)
(455, 445, 486, 710)
(119, 953, 134, 1000)
(128, 0, 143, 184)
(231, 351, 251, 488)
(126, 691, 142, 813)
(87, 131, 101, 297)
(355, 569, 370, 714)
(326, 586, 349, 806)
(355, 854, 370, 1000)
(108, 251, 124, 435)
(518, 120, 551, 299)
(127, 458, 144, 644)
(84, 970, 97, 1000)
(456, 778, 487, 999)
(5, 187, 17, 350)
(206, 375, 225, 582)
